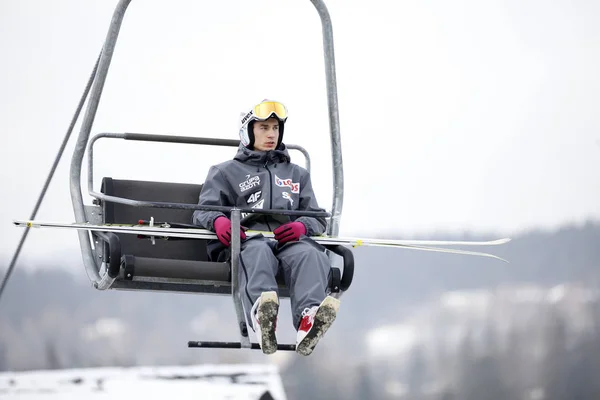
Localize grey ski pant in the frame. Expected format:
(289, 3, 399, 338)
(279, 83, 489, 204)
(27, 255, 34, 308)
(238, 235, 331, 330)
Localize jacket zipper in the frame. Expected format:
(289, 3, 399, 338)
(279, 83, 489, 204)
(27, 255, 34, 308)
(264, 161, 273, 232)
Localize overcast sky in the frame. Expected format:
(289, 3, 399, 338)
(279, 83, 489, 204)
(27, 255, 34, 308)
(1, 0, 599, 268)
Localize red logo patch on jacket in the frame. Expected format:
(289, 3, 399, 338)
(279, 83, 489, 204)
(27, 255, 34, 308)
(275, 175, 300, 194)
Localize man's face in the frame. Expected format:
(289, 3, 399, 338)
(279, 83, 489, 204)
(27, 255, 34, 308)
(252, 117, 280, 151)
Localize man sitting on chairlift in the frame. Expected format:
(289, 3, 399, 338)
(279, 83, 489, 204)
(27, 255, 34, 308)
(192, 99, 340, 356)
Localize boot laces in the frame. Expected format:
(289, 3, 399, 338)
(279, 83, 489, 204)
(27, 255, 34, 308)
(301, 306, 318, 319)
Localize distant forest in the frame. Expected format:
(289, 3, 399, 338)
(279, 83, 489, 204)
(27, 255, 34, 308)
(1, 220, 600, 399)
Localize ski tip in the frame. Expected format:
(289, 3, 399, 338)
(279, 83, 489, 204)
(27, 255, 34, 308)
(496, 255, 510, 263)
(13, 220, 31, 227)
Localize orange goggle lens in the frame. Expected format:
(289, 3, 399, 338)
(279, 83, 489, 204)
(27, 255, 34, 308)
(253, 101, 288, 121)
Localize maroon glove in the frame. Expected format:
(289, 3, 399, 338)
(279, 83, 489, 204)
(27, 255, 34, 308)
(213, 216, 247, 247)
(273, 222, 306, 245)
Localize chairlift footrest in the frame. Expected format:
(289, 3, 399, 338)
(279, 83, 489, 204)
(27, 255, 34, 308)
(187, 341, 296, 351)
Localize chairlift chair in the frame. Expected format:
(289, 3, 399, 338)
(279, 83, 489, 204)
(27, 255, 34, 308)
(68, 0, 352, 351)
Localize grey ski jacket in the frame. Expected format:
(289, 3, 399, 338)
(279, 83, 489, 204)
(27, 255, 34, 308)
(192, 144, 328, 256)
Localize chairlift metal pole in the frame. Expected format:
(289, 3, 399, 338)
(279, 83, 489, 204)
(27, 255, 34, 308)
(69, 0, 131, 289)
(230, 209, 251, 348)
(311, 0, 344, 237)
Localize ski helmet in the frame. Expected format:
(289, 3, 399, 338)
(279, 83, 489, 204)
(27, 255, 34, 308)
(239, 99, 288, 149)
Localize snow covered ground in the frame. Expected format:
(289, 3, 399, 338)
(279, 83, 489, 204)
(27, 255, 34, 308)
(0, 364, 287, 400)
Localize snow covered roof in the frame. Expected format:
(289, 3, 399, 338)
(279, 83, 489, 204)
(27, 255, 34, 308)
(0, 364, 287, 400)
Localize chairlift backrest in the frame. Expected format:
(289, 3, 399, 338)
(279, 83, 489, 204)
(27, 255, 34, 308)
(101, 177, 207, 261)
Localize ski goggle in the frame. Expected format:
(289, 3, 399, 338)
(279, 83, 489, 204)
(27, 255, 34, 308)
(254, 100, 288, 120)
(241, 100, 288, 127)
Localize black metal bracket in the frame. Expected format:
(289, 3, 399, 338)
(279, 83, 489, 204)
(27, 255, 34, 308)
(188, 341, 296, 351)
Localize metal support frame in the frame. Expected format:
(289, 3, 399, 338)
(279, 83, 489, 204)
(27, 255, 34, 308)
(69, 0, 132, 289)
(67, 0, 344, 348)
(230, 209, 249, 348)
(311, 0, 343, 237)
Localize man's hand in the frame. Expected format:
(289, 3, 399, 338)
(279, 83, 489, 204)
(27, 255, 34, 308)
(273, 222, 306, 245)
(214, 216, 247, 247)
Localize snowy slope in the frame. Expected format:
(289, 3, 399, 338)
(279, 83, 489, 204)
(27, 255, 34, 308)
(0, 364, 286, 400)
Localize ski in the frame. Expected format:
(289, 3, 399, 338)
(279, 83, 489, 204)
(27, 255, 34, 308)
(13, 219, 510, 262)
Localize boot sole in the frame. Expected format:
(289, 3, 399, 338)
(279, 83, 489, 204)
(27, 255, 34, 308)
(296, 296, 340, 356)
(257, 291, 279, 355)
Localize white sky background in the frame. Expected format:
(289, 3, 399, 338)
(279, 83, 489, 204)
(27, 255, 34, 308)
(0, 0, 599, 267)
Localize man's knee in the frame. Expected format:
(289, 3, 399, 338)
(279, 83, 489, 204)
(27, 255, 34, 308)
(283, 237, 323, 253)
(242, 237, 270, 251)
(241, 237, 277, 260)
(280, 240, 330, 266)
